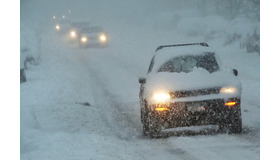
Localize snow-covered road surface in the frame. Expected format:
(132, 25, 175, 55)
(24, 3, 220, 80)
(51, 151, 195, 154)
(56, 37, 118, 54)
(21, 28, 259, 160)
(21, 0, 259, 159)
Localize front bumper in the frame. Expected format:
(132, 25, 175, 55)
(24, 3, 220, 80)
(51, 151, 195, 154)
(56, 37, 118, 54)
(148, 98, 241, 129)
(79, 40, 107, 48)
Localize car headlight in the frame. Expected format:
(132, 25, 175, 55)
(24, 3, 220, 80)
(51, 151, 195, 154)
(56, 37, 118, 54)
(81, 37, 88, 43)
(152, 91, 171, 102)
(55, 25, 60, 30)
(220, 87, 237, 94)
(70, 30, 76, 38)
(99, 34, 107, 43)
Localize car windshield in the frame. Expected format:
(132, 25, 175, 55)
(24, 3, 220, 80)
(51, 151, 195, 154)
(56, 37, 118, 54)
(71, 22, 91, 28)
(158, 53, 219, 73)
(81, 27, 104, 33)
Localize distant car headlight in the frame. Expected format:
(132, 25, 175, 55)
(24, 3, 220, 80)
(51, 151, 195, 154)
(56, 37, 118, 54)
(55, 25, 60, 30)
(99, 34, 107, 43)
(152, 91, 171, 102)
(220, 87, 237, 94)
(70, 30, 77, 38)
(81, 37, 88, 43)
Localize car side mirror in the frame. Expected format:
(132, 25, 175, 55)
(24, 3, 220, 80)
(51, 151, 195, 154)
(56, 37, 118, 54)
(233, 69, 238, 76)
(138, 77, 146, 84)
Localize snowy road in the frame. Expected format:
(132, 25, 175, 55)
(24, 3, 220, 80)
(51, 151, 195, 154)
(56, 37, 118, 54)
(21, 0, 260, 159)
(21, 28, 259, 160)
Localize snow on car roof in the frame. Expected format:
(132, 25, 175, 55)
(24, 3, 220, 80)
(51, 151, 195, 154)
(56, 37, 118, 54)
(151, 45, 215, 73)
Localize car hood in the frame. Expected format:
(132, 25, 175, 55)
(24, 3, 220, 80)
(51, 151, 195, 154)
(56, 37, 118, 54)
(145, 69, 242, 98)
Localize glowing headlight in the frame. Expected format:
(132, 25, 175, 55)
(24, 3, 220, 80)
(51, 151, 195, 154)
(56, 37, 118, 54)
(70, 31, 76, 38)
(53, 16, 56, 20)
(99, 34, 107, 43)
(152, 91, 171, 102)
(55, 25, 60, 30)
(220, 87, 237, 94)
(81, 37, 88, 43)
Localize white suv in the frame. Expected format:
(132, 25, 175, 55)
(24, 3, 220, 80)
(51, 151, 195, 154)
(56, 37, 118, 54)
(139, 43, 242, 137)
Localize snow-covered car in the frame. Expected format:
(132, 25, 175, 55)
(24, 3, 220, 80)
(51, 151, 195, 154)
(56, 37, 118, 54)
(138, 43, 242, 137)
(61, 21, 91, 44)
(77, 26, 108, 48)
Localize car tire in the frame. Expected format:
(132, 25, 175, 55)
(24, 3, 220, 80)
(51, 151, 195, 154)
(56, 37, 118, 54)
(219, 116, 242, 134)
(140, 107, 144, 124)
(218, 123, 226, 131)
(148, 113, 161, 138)
(142, 110, 149, 136)
(219, 101, 242, 134)
(228, 117, 242, 134)
(228, 105, 242, 134)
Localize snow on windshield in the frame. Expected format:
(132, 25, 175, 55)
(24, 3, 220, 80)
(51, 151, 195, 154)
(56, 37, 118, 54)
(158, 53, 219, 73)
(151, 45, 216, 74)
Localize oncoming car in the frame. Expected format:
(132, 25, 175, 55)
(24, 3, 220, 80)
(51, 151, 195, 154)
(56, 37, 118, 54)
(138, 43, 242, 137)
(64, 21, 91, 43)
(77, 26, 108, 48)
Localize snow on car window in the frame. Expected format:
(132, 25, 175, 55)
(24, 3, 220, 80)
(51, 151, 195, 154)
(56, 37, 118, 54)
(181, 56, 197, 73)
(158, 53, 219, 73)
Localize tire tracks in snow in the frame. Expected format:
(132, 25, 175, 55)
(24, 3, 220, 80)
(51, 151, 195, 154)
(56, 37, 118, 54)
(74, 53, 140, 139)
(85, 63, 141, 140)
(79, 52, 200, 160)
(61, 49, 259, 160)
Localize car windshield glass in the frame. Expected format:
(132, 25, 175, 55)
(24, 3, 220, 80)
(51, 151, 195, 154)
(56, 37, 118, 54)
(81, 27, 103, 33)
(158, 53, 219, 73)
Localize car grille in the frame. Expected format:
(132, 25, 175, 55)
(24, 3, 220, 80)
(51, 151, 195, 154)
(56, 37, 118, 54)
(169, 87, 221, 98)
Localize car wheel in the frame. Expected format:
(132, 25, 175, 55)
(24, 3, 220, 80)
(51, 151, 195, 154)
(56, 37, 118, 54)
(228, 106, 242, 134)
(219, 116, 242, 134)
(228, 117, 242, 134)
(218, 123, 226, 131)
(142, 110, 149, 136)
(148, 113, 161, 138)
(140, 108, 144, 124)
